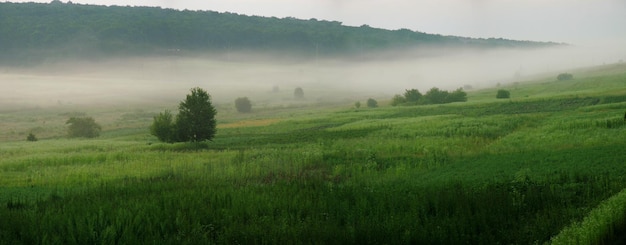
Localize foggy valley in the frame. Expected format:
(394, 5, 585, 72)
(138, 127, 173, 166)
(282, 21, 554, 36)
(1, 44, 623, 111)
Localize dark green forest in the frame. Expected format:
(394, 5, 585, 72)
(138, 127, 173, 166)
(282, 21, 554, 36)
(0, 1, 561, 65)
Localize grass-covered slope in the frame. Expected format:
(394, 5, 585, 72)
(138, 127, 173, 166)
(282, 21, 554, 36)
(0, 64, 625, 244)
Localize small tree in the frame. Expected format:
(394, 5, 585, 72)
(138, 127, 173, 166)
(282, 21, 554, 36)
(66, 116, 101, 138)
(424, 87, 449, 104)
(391, 94, 407, 106)
(447, 88, 467, 102)
(294, 87, 304, 100)
(150, 110, 176, 143)
(26, 133, 38, 142)
(403, 89, 422, 103)
(496, 89, 511, 99)
(366, 98, 378, 108)
(557, 73, 574, 81)
(175, 87, 217, 142)
(354, 101, 361, 109)
(235, 97, 252, 113)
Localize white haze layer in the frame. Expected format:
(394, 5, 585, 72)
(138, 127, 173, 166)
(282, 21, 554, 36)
(1, 44, 624, 110)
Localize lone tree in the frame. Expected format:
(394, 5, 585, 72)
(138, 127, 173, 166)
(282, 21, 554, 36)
(557, 73, 574, 81)
(235, 97, 252, 113)
(151, 87, 217, 143)
(294, 87, 304, 100)
(66, 116, 101, 138)
(366, 98, 378, 108)
(26, 133, 38, 142)
(176, 87, 217, 142)
(496, 89, 511, 99)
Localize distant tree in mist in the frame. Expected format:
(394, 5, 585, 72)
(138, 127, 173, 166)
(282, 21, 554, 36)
(294, 87, 304, 100)
(557, 73, 574, 81)
(235, 97, 252, 113)
(423, 87, 449, 104)
(26, 133, 38, 142)
(366, 98, 378, 108)
(354, 101, 361, 109)
(496, 89, 511, 99)
(66, 116, 101, 138)
(447, 88, 468, 102)
(391, 94, 407, 106)
(404, 89, 422, 103)
(391, 87, 467, 106)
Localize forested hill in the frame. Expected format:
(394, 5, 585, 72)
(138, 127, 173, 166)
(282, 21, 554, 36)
(0, 1, 561, 65)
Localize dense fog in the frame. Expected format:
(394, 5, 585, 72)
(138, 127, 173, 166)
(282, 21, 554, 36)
(1, 44, 624, 110)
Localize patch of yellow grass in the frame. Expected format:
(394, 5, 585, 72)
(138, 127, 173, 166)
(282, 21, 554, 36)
(218, 118, 281, 129)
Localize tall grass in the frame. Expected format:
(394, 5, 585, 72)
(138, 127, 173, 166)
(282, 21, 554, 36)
(1, 64, 626, 243)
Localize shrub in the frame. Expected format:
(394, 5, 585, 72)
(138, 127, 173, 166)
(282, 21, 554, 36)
(150, 110, 176, 143)
(391, 94, 406, 106)
(26, 133, 37, 141)
(403, 89, 422, 103)
(366, 98, 378, 108)
(66, 117, 101, 138)
(496, 89, 511, 99)
(557, 73, 574, 81)
(294, 87, 304, 100)
(354, 101, 361, 109)
(424, 87, 449, 104)
(447, 88, 468, 102)
(235, 97, 252, 113)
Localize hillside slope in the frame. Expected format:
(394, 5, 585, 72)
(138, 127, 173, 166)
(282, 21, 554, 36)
(0, 2, 561, 65)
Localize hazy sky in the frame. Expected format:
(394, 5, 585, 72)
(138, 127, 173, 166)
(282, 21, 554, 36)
(6, 0, 626, 46)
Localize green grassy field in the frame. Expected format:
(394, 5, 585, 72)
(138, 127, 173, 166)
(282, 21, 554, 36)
(1, 63, 626, 244)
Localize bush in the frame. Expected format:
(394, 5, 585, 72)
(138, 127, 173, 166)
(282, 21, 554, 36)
(294, 87, 304, 100)
(447, 88, 468, 102)
(150, 110, 176, 143)
(366, 98, 378, 108)
(403, 89, 422, 103)
(557, 73, 574, 81)
(354, 101, 361, 109)
(151, 87, 217, 143)
(424, 87, 449, 104)
(26, 133, 37, 141)
(496, 89, 511, 99)
(235, 97, 252, 113)
(66, 117, 101, 138)
(391, 94, 407, 106)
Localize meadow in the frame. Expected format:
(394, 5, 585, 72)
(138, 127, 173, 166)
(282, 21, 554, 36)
(1, 62, 626, 244)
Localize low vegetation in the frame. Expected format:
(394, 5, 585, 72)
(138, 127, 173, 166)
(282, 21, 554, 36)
(391, 87, 467, 106)
(557, 73, 574, 81)
(66, 116, 101, 138)
(1, 64, 626, 244)
(496, 89, 511, 99)
(235, 97, 252, 113)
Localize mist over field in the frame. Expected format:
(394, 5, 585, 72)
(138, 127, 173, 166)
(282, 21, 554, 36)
(1, 44, 624, 110)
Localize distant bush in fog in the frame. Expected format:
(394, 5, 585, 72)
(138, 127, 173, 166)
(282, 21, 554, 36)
(294, 87, 304, 100)
(557, 73, 574, 81)
(496, 89, 511, 99)
(66, 116, 101, 138)
(392, 87, 467, 106)
(235, 97, 252, 113)
(367, 98, 378, 108)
